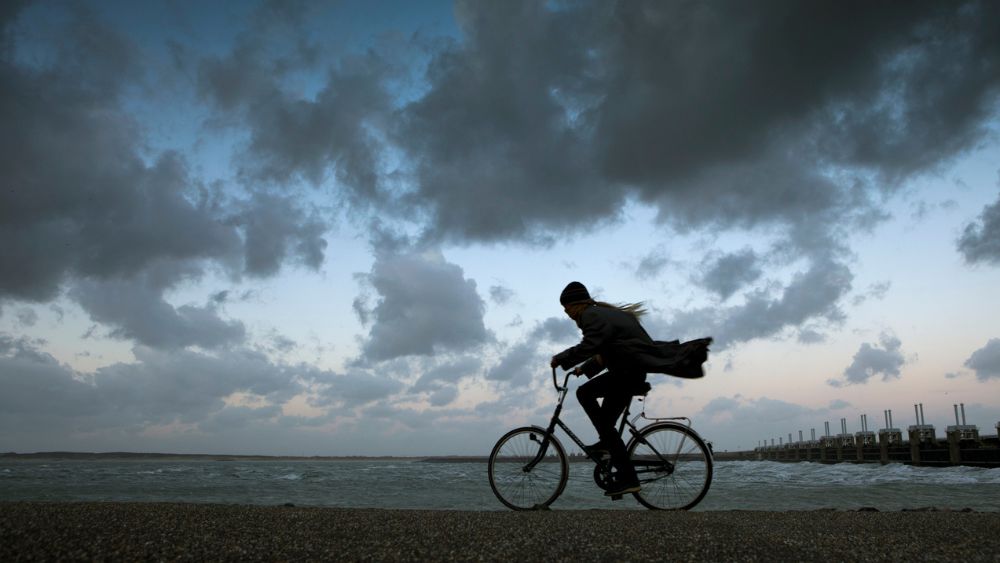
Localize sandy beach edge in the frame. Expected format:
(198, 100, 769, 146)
(2, 501, 998, 561)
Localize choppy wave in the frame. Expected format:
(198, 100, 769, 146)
(0, 459, 997, 511)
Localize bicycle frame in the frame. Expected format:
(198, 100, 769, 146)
(524, 368, 676, 473)
(490, 368, 714, 511)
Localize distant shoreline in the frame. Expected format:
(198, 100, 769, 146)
(0, 452, 426, 462)
(0, 451, 756, 463)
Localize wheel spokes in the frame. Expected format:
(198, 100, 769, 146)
(489, 428, 567, 510)
(629, 425, 712, 510)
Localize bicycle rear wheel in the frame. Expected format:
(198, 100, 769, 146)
(488, 426, 568, 510)
(628, 422, 713, 510)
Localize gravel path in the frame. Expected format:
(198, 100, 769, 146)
(1, 502, 998, 561)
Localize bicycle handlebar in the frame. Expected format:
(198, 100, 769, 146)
(552, 367, 571, 392)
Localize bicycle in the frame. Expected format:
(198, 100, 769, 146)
(488, 367, 713, 510)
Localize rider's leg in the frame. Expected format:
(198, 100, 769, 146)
(602, 399, 639, 485)
(576, 373, 618, 446)
(576, 372, 643, 484)
(599, 391, 632, 434)
(577, 371, 645, 432)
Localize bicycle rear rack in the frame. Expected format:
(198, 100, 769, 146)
(629, 392, 694, 427)
(636, 412, 693, 426)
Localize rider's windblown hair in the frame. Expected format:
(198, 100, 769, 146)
(595, 301, 648, 319)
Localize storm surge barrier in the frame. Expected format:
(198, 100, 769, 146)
(749, 404, 1000, 468)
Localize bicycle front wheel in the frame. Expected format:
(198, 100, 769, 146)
(488, 426, 568, 510)
(628, 422, 713, 510)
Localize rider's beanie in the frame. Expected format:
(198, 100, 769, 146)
(559, 281, 591, 306)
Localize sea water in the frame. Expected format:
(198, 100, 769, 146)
(1, 460, 998, 511)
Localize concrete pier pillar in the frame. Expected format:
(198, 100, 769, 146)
(878, 429, 901, 464)
(909, 430, 922, 465)
(855, 431, 875, 462)
(908, 425, 935, 466)
(948, 431, 961, 464)
(836, 434, 854, 462)
(946, 403, 980, 465)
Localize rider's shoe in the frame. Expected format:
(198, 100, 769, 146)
(604, 478, 641, 497)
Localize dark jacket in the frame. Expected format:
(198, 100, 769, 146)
(553, 304, 711, 379)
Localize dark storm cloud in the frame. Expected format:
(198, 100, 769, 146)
(964, 338, 1000, 382)
(0, 335, 505, 452)
(199, 404, 283, 433)
(487, 316, 578, 383)
(72, 277, 246, 350)
(1, 37, 239, 302)
(356, 247, 488, 362)
(851, 281, 892, 307)
(407, 355, 480, 407)
(0, 336, 303, 432)
(411, 356, 481, 392)
(632, 250, 670, 281)
(14, 308, 37, 328)
(828, 333, 906, 387)
(392, 1, 1000, 245)
(312, 369, 404, 408)
(532, 316, 578, 343)
(261, 330, 296, 356)
(152, 1, 1000, 319)
(699, 249, 762, 301)
(102, 346, 303, 419)
(957, 192, 1000, 266)
(0, 335, 101, 423)
(485, 341, 536, 383)
(1, 6, 332, 350)
(197, 19, 392, 206)
(0, 329, 446, 449)
(0, 0, 30, 55)
(82, 0, 995, 274)
(426, 386, 457, 407)
(651, 253, 853, 348)
(235, 192, 328, 277)
(394, 1, 618, 243)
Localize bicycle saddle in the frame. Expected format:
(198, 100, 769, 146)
(631, 381, 652, 396)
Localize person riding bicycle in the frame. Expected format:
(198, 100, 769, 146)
(550, 281, 712, 498)
(549, 281, 650, 496)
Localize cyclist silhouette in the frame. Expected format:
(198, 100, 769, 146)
(550, 281, 711, 497)
(550, 282, 649, 495)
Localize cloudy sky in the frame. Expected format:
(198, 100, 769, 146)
(2, 0, 999, 455)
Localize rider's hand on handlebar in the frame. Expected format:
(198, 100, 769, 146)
(571, 366, 583, 376)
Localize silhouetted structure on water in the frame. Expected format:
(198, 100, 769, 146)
(748, 403, 1000, 468)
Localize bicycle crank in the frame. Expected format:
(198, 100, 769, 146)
(592, 463, 613, 491)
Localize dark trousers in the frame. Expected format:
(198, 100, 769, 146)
(576, 370, 645, 482)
